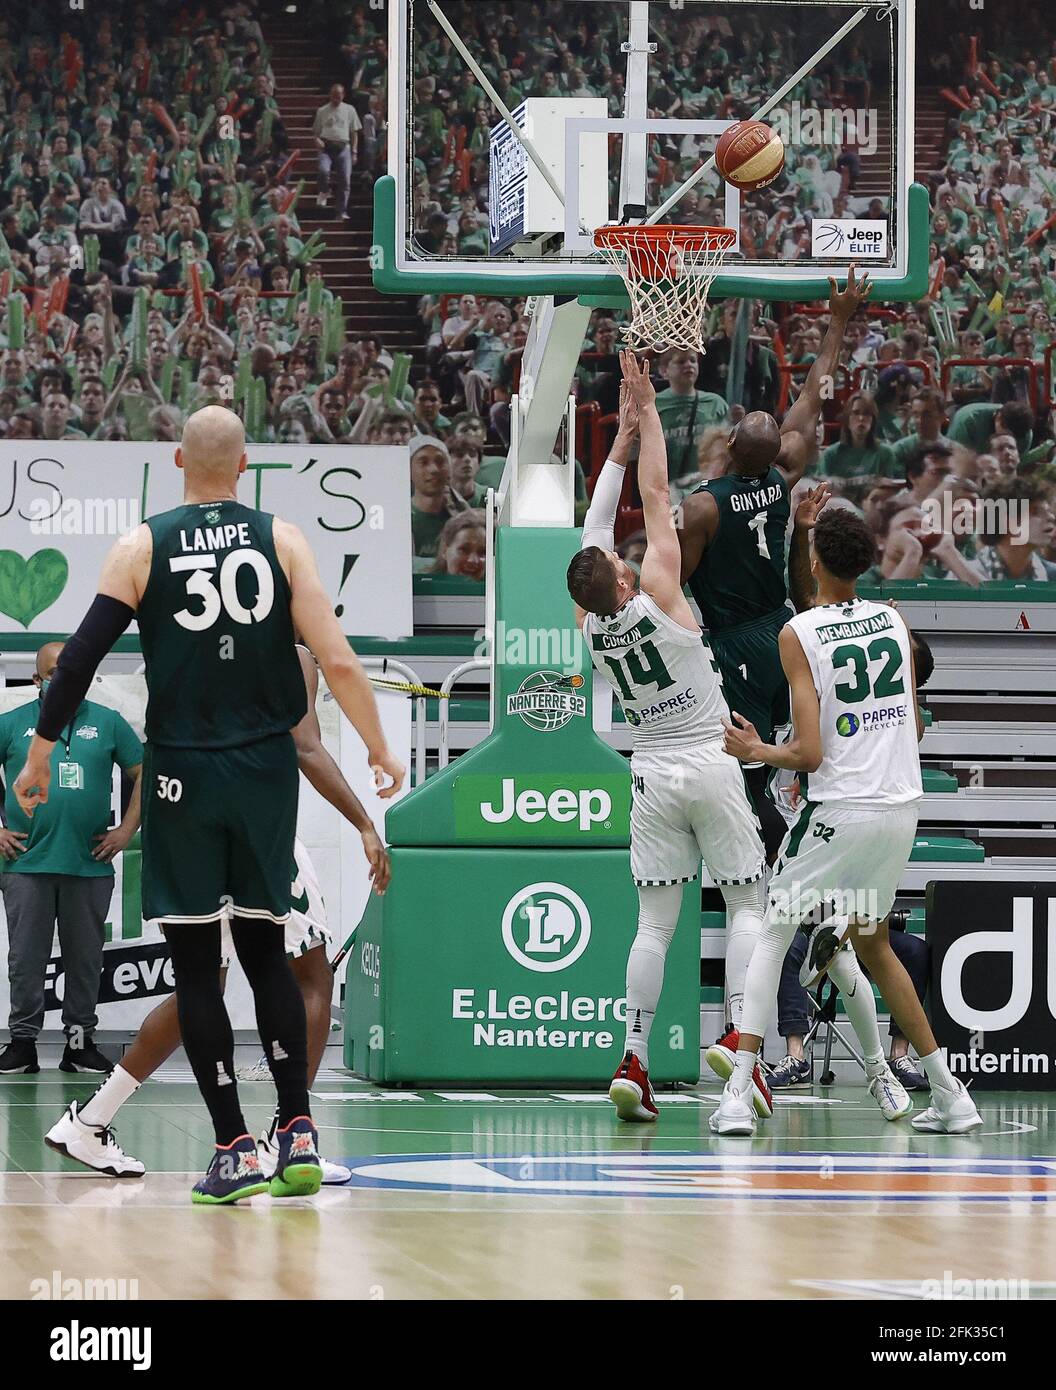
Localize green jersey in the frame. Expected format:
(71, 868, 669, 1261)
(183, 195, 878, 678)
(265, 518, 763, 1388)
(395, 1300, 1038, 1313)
(137, 500, 306, 749)
(0, 697, 143, 877)
(687, 468, 790, 632)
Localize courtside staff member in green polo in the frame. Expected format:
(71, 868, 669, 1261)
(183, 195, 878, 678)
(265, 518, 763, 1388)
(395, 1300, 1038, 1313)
(0, 641, 143, 1075)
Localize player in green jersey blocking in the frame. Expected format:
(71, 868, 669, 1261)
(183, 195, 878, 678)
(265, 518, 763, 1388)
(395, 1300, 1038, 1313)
(16, 405, 405, 1204)
(677, 269, 874, 864)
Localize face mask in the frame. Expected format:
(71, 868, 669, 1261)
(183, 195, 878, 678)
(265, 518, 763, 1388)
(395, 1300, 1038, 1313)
(39, 678, 50, 697)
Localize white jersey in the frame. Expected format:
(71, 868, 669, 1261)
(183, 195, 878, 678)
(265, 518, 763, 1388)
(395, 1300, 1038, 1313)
(583, 591, 729, 751)
(788, 597, 923, 806)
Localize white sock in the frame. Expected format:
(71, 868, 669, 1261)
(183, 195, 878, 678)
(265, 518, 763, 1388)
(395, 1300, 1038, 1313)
(731, 1047, 756, 1094)
(624, 884, 682, 1070)
(826, 948, 886, 1076)
(720, 878, 766, 1028)
(920, 1048, 956, 1092)
(740, 905, 799, 1039)
(78, 1064, 141, 1128)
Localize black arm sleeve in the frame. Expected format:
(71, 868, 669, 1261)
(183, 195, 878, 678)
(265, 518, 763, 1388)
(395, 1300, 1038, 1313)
(36, 595, 136, 741)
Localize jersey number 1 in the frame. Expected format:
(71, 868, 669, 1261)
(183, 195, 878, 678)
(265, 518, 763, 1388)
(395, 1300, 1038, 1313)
(749, 511, 770, 559)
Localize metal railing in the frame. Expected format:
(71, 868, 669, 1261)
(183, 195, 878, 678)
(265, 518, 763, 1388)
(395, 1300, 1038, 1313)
(438, 658, 490, 770)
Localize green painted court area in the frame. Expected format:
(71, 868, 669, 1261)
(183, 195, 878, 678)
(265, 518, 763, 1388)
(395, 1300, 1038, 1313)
(2, 1072, 1055, 1301)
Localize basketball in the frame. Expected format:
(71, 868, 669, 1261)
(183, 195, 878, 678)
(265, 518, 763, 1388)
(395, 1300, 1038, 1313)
(714, 120, 786, 190)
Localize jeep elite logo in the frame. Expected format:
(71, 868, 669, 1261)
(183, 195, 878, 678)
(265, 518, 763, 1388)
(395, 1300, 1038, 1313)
(501, 882, 591, 973)
(507, 670, 586, 731)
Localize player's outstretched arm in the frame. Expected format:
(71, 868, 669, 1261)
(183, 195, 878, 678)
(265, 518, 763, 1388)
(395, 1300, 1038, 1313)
(723, 626, 822, 773)
(620, 351, 699, 630)
(278, 518, 405, 799)
(787, 483, 831, 612)
(777, 266, 872, 485)
(291, 647, 390, 893)
(13, 526, 151, 818)
(572, 377, 638, 626)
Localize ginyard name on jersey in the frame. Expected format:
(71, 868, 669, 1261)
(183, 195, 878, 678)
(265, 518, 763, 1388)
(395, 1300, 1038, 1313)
(815, 611, 895, 644)
(178, 521, 254, 553)
(729, 481, 784, 514)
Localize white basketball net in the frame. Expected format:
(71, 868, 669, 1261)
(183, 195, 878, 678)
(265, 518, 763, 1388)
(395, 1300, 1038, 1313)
(594, 224, 736, 353)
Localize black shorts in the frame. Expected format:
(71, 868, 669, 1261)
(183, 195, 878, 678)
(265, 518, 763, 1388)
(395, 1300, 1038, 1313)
(141, 732, 298, 924)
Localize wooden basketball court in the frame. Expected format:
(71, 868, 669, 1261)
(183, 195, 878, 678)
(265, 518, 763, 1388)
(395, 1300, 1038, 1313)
(3, 1071, 1054, 1301)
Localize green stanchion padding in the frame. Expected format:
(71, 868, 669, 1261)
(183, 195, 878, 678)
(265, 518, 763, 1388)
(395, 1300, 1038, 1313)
(387, 527, 629, 848)
(346, 848, 700, 1085)
(921, 768, 958, 793)
(910, 836, 985, 863)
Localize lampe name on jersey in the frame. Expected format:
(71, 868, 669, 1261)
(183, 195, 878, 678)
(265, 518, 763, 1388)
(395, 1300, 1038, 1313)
(583, 592, 728, 749)
(789, 597, 923, 805)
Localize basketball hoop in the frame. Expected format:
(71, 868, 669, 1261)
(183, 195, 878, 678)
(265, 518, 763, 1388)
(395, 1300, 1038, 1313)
(593, 223, 737, 353)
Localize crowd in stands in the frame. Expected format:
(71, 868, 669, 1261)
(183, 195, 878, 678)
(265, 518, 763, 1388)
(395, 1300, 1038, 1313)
(0, 0, 1053, 588)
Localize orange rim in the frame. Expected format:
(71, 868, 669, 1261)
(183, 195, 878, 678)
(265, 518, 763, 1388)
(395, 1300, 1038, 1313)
(593, 223, 735, 255)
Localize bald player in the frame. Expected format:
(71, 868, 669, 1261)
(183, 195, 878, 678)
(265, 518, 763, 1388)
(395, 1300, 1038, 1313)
(15, 405, 405, 1205)
(677, 269, 873, 865)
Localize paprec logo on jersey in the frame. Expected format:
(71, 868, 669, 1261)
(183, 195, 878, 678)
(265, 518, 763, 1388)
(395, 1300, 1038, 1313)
(836, 713, 860, 737)
(501, 882, 591, 972)
(507, 670, 586, 732)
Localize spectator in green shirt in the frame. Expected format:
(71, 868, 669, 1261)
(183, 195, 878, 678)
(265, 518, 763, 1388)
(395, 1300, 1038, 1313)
(948, 399, 1034, 460)
(890, 387, 951, 470)
(410, 434, 455, 560)
(0, 642, 143, 1077)
(653, 348, 729, 481)
(819, 393, 900, 480)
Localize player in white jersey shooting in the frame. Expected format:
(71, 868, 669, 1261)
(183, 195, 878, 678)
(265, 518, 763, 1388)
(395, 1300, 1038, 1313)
(713, 501, 982, 1136)
(567, 352, 770, 1123)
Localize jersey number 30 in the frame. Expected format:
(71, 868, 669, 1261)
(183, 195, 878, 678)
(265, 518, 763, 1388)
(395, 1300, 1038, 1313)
(169, 550, 275, 631)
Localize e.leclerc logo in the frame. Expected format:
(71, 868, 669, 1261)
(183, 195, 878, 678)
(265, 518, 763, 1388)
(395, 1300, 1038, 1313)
(502, 882, 591, 972)
(507, 670, 586, 731)
(836, 713, 860, 737)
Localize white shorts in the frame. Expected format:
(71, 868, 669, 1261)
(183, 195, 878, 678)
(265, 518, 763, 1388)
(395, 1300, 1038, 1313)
(630, 739, 765, 888)
(220, 838, 332, 964)
(768, 800, 919, 925)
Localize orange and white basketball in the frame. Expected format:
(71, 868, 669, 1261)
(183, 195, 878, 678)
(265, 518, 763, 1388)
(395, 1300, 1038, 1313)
(714, 120, 785, 191)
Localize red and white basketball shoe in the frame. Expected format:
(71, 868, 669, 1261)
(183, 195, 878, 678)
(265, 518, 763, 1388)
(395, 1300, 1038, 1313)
(704, 1027, 774, 1119)
(608, 1050, 659, 1123)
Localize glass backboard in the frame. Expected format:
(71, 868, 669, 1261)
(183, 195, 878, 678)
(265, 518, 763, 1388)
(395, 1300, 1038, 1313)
(376, 0, 928, 302)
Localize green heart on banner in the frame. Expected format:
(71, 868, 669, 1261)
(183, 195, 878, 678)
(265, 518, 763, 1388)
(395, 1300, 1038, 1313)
(0, 549, 70, 628)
